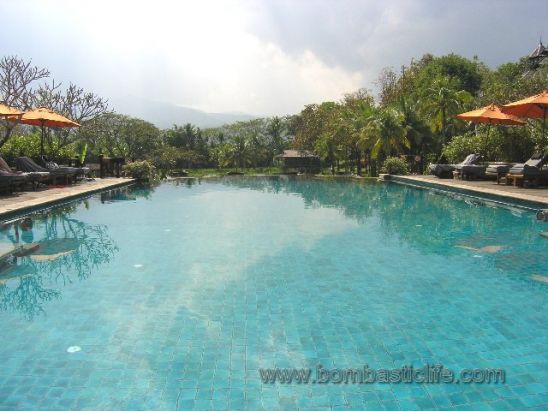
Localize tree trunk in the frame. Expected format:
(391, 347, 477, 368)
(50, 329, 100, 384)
(441, 107, 447, 145)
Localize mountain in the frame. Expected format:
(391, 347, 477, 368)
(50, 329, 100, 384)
(110, 96, 256, 129)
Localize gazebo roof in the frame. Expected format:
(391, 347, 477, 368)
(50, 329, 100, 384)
(276, 149, 319, 159)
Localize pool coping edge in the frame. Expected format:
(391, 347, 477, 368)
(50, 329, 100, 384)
(0, 179, 135, 221)
(387, 175, 548, 210)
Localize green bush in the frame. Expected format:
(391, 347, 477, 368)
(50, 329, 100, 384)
(123, 160, 159, 182)
(422, 153, 439, 174)
(443, 127, 537, 163)
(442, 133, 483, 163)
(147, 146, 179, 171)
(380, 157, 409, 175)
(0, 133, 77, 163)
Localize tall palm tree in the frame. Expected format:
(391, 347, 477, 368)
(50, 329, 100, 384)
(399, 97, 432, 171)
(347, 100, 375, 175)
(362, 107, 410, 162)
(421, 76, 472, 145)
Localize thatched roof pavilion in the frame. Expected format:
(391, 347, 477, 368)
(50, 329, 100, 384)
(275, 150, 321, 172)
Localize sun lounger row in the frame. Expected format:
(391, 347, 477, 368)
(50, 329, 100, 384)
(0, 156, 89, 194)
(505, 153, 548, 187)
(430, 153, 548, 187)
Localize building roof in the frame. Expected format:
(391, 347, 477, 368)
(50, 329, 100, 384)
(529, 41, 548, 60)
(276, 149, 319, 158)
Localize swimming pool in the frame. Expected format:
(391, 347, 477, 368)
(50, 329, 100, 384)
(0, 177, 546, 410)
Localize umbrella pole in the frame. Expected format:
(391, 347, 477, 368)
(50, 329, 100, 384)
(39, 119, 47, 156)
(543, 107, 546, 151)
(40, 124, 45, 156)
(484, 123, 490, 160)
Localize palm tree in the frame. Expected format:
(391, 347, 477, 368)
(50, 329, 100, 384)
(230, 135, 248, 170)
(314, 131, 337, 174)
(362, 107, 410, 162)
(266, 116, 286, 160)
(211, 143, 232, 168)
(399, 97, 432, 172)
(246, 131, 265, 168)
(421, 76, 473, 146)
(349, 100, 376, 175)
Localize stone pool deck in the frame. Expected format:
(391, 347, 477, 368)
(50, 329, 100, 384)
(0, 178, 134, 219)
(388, 175, 548, 207)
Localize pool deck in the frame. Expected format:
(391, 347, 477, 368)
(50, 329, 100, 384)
(0, 178, 134, 219)
(389, 175, 548, 207)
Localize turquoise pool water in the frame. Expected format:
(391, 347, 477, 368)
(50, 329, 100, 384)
(0, 177, 546, 410)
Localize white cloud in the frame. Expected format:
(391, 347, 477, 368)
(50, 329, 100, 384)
(0, 0, 546, 116)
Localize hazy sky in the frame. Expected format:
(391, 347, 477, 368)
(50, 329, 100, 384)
(1, 0, 546, 116)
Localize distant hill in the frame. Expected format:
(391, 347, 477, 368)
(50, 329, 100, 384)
(110, 96, 256, 129)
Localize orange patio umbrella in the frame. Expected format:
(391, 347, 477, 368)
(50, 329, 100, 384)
(17, 107, 80, 155)
(0, 103, 23, 118)
(502, 90, 548, 142)
(457, 103, 525, 138)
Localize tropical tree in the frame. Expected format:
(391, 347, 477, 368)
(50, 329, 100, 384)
(230, 135, 249, 169)
(362, 108, 409, 174)
(420, 76, 473, 146)
(210, 143, 232, 168)
(165, 123, 198, 149)
(35, 82, 110, 154)
(293, 102, 338, 150)
(266, 116, 287, 162)
(314, 130, 337, 174)
(0, 56, 50, 147)
(80, 113, 161, 160)
(480, 57, 548, 105)
(211, 135, 250, 169)
(398, 97, 432, 171)
(343, 91, 376, 174)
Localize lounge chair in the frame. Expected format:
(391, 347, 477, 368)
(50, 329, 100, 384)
(506, 153, 548, 187)
(430, 154, 481, 179)
(429, 156, 455, 179)
(0, 171, 29, 194)
(0, 157, 50, 189)
(37, 155, 89, 180)
(15, 157, 75, 185)
(485, 162, 515, 184)
(453, 154, 485, 180)
(0, 177, 12, 194)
